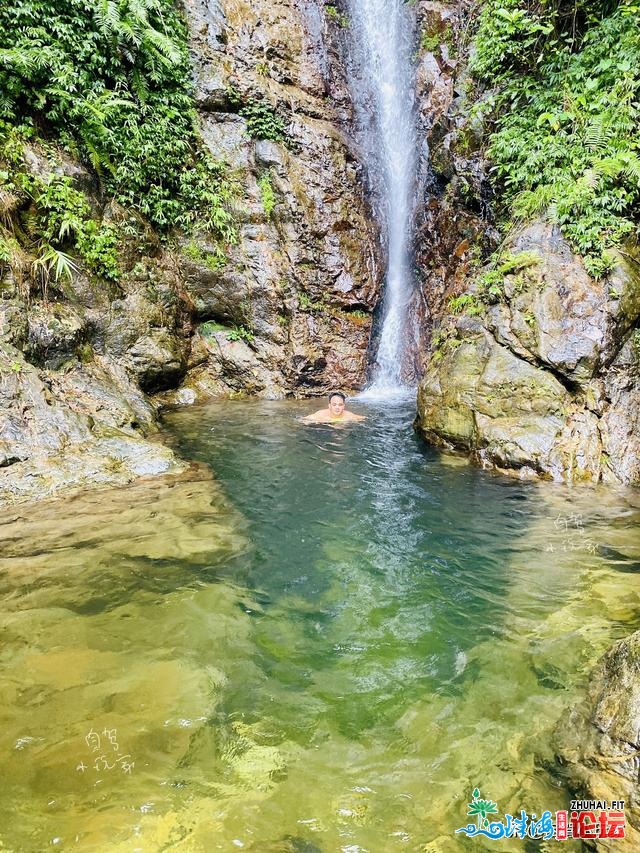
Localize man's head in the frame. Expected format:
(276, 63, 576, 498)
(328, 391, 346, 417)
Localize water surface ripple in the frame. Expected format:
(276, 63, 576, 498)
(1, 399, 639, 852)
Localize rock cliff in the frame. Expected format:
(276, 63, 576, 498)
(0, 0, 381, 504)
(173, 0, 380, 400)
(415, 220, 640, 485)
(412, 2, 640, 485)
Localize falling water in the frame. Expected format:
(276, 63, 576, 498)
(342, 0, 419, 396)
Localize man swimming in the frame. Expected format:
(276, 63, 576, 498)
(302, 391, 366, 424)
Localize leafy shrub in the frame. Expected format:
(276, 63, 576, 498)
(226, 85, 286, 142)
(1, 163, 120, 282)
(470, 1, 640, 277)
(448, 293, 482, 315)
(258, 172, 276, 218)
(240, 99, 286, 142)
(226, 324, 254, 342)
(34, 174, 120, 280)
(0, 0, 235, 239)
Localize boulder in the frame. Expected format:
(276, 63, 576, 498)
(0, 341, 185, 505)
(485, 222, 612, 387)
(417, 222, 640, 484)
(417, 319, 569, 476)
(554, 631, 640, 852)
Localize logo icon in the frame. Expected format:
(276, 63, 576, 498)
(466, 788, 499, 831)
(455, 788, 626, 841)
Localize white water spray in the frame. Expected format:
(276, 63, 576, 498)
(343, 0, 418, 397)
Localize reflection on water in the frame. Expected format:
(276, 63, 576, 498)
(1, 400, 639, 851)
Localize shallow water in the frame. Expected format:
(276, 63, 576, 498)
(1, 399, 639, 852)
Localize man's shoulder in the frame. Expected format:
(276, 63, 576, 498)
(302, 408, 331, 422)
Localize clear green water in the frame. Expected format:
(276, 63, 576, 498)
(1, 399, 640, 852)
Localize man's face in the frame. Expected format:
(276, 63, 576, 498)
(329, 395, 345, 417)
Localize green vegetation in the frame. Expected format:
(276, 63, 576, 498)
(345, 309, 368, 320)
(446, 251, 541, 318)
(0, 234, 11, 267)
(258, 172, 276, 219)
(0, 0, 235, 239)
(181, 241, 227, 271)
(298, 292, 327, 312)
(448, 292, 482, 315)
(199, 320, 226, 337)
(32, 173, 120, 281)
(1, 153, 120, 289)
(470, 0, 640, 277)
(199, 320, 254, 343)
(227, 89, 286, 142)
(430, 327, 466, 362)
(241, 100, 286, 142)
(476, 251, 540, 302)
(325, 5, 349, 28)
(421, 22, 453, 54)
(226, 324, 254, 343)
(331, 307, 370, 325)
(421, 33, 443, 53)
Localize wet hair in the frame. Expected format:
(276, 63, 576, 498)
(329, 391, 346, 402)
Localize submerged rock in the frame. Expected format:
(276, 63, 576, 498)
(554, 631, 640, 851)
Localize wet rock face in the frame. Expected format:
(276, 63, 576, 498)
(0, 341, 186, 505)
(554, 631, 640, 852)
(411, 0, 498, 370)
(177, 0, 379, 397)
(416, 221, 640, 484)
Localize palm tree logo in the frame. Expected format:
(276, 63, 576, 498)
(467, 787, 499, 829)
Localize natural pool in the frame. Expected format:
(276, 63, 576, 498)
(1, 399, 640, 852)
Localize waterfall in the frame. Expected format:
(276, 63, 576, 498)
(342, 0, 419, 397)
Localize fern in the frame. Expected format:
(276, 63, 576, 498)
(143, 27, 182, 65)
(0, 0, 236, 238)
(32, 243, 79, 298)
(473, 4, 640, 277)
(94, 0, 120, 37)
